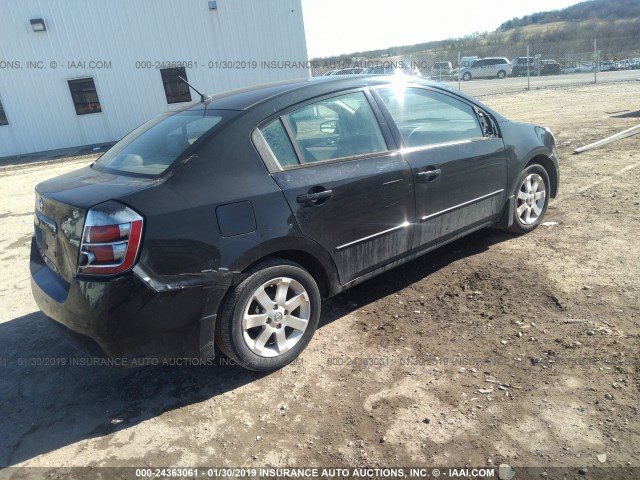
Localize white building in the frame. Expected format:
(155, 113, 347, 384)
(0, 0, 309, 158)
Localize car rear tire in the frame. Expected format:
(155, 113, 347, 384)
(508, 164, 550, 234)
(497, 70, 506, 79)
(462, 72, 472, 81)
(215, 258, 321, 371)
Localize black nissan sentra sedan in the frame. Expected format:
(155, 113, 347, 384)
(31, 76, 558, 371)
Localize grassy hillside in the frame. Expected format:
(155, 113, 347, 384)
(500, 0, 640, 29)
(313, 0, 640, 71)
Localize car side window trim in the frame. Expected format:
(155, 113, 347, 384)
(280, 116, 307, 164)
(251, 127, 283, 174)
(285, 149, 400, 172)
(362, 88, 399, 151)
(400, 137, 490, 154)
(254, 88, 396, 171)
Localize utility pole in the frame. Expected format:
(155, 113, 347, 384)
(527, 45, 530, 91)
(458, 51, 461, 91)
(594, 38, 598, 84)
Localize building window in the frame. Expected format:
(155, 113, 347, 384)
(160, 67, 192, 104)
(68, 78, 102, 115)
(0, 97, 8, 126)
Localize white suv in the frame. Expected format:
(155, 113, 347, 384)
(460, 57, 512, 80)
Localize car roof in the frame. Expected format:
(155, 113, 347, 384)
(181, 75, 508, 121)
(185, 76, 412, 110)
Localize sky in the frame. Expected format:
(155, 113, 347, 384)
(301, 0, 581, 58)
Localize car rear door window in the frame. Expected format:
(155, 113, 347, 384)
(377, 87, 484, 148)
(261, 91, 388, 168)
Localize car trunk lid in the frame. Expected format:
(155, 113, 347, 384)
(34, 166, 156, 282)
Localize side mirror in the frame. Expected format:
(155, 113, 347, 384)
(320, 120, 337, 134)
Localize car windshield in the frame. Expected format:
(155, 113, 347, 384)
(92, 109, 235, 177)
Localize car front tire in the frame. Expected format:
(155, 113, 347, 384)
(508, 164, 551, 233)
(462, 72, 472, 81)
(215, 259, 321, 371)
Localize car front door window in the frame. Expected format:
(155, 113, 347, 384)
(377, 88, 484, 149)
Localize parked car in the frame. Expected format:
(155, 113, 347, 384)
(459, 57, 512, 80)
(322, 69, 338, 76)
(31, 75, 559, 371)
(599, 61, 615, 72)
(330, 67, 365, 75)
(511, 57, 536, 76)
(612, 60, 632, 71)
(539, 59, 561, 75)
(561, 65, 579, 74)
(362, 63, 422, 76)
(577, 63, 596, 73)
(431, 61, 453, 79)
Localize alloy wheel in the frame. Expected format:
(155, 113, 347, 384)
(241, 277, 310, 357)
(516, 173, 546, 225)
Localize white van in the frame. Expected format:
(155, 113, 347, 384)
(460, 57, 512, 80)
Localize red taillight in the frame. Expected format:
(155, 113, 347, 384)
(78, 202, 143, 275)
(83, 224, 130, 243)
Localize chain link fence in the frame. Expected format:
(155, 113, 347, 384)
(311, 36, 640, 97)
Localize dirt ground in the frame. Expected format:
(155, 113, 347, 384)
(0, 81, 638, 478)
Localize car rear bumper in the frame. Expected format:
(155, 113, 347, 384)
(29, 237, 231, 360)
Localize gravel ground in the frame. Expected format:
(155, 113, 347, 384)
(0, 81, 638, 478)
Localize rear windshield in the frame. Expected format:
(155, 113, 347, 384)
(93, 109, 235, 176)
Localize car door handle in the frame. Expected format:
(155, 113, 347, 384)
(416, 169, 441, 182)
(296, 190, 333, 204)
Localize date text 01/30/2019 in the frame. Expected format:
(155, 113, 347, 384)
(133, 467, 498, 478)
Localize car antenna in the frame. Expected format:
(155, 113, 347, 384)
(178, 76, 212, 104)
